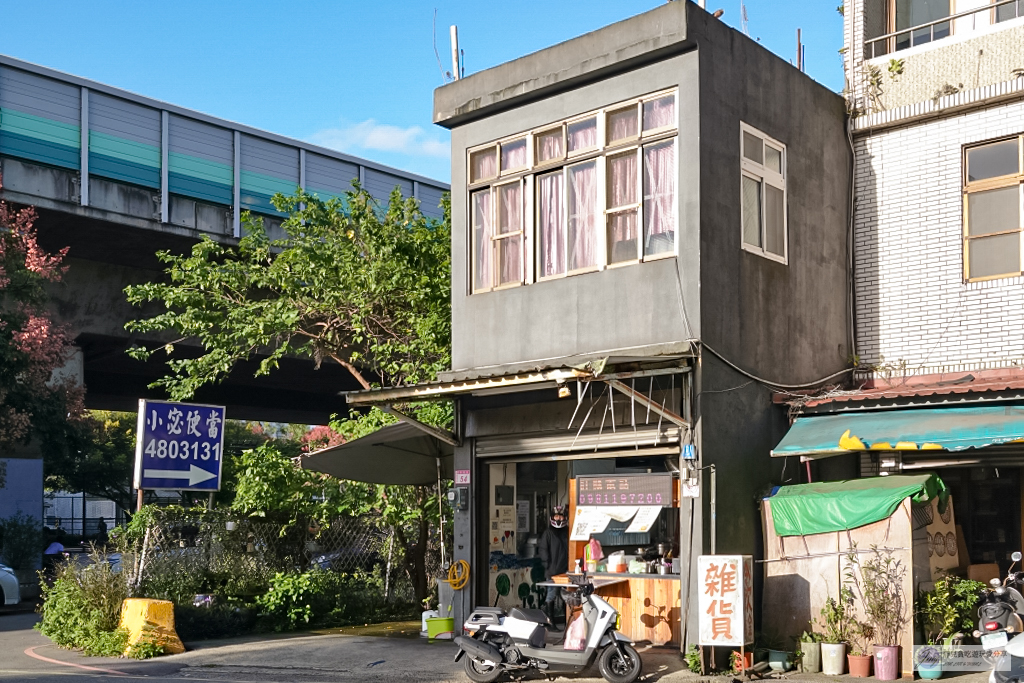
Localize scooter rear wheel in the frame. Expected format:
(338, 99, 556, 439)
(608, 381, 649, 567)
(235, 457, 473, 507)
(464, 655, 503, 683)
(598, 643, 642, 683)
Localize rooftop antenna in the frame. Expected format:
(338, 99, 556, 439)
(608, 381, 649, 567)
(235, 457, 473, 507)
(741, 1, 749, 35)
(796, 28, 803, 72)
(450, 25, 461, 81)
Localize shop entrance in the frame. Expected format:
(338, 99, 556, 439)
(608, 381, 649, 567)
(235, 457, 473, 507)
(937, 466, 1022, 572)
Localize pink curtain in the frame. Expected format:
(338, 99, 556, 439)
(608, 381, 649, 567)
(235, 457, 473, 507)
(567, 118, 598, 152)
(501, 139, 527, 172)
(471, 148, 497, 182)
(568, 161, 598, 270)
(538, 172, 565, 277)
(643, 141, 676, 255)
(472, 190, 493, 289)
(537, 130, 564, 163)
(608, 153, 638, 261)
(497, 183, 522, 284)
(642, 95, 676, 131)
(608, 108, 638, 142)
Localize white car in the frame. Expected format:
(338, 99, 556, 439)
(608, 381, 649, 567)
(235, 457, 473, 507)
(0, 563, 20, 606)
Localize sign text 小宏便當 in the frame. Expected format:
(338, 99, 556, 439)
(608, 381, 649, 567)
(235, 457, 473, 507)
(133, 399, 226, 491)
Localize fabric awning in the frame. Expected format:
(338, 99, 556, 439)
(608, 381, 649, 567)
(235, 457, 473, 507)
(771, 405, 1024, 460)
(301, 422, 453, 485)
(768, 474, 948, 537)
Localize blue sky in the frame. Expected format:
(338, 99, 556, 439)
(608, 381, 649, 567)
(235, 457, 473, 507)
(1, 1, 844, 183)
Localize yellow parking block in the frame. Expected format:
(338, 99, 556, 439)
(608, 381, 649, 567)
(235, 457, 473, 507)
(118, 598, 185, 655)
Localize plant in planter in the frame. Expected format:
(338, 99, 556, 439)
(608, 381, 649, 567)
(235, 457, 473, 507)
(916, 575, 985, 679)
(846, 620, 876, 678)
(846, 546, 908, 681)
(730, 649, 753, 673)
(819, 586, 855, 675)
(799, 630, 824, 673)
(756, 631, 794, 672)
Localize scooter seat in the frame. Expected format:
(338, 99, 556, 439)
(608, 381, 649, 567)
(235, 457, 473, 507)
(509, 607, 552, 625)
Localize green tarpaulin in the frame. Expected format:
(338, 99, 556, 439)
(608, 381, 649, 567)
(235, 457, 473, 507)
(769, 474, 948, 537)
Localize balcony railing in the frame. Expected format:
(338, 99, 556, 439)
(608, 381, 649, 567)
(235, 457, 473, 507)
(865, 0, 1023, 59)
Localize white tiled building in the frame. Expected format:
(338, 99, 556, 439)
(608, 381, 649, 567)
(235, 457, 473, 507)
(845, 0, 1024, 378)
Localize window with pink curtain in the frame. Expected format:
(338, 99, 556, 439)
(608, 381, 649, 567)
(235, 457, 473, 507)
(568, 161, 598, 270)
(496, 182, 523, 285)
(537, 172, 565, 278)
(643, 141, 676, 257)
(500, 138, 528, 172)
(607, 107, 638, 144)
(471, 189, 493, 290)
(536, 129, 564, 164)
(567, 118, 598, 153)
(607, 151, 639, 263)
(642, 94, 676, 132)
(470, 148, 497, 183)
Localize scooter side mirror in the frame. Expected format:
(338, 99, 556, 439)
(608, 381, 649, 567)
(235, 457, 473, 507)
(1013, 552, 1022, 562)
(992, 578, 1003, 588)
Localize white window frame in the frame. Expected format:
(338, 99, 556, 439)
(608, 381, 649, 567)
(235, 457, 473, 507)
(739, 122, 788, 265)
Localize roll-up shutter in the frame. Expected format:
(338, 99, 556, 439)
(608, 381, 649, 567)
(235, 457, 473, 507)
(88, 92, 160, 188)
(240, 134, 299, 215)
(168, 115, 233, 206)
(305, 152, 357, 203)
(475, 425, 681, 459)
(0, 66, 80, 169)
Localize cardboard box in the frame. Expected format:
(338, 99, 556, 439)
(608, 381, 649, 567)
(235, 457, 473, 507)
(968, 563, 1000, 584)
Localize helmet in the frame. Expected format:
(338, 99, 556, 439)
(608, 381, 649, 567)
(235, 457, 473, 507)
(550, 505, 567, 529)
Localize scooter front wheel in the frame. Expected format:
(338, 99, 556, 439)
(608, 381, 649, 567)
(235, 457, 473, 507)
(598, 642, 642, 683)
(464, 655, 503, 683)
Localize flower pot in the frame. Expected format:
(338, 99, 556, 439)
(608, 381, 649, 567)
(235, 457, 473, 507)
(916, 645, 943, 680)
(768, 650, 793, 672)
(733, 651, 754, 672)
(801, 641, 822, 673)
(873, 644, 900, 681)
(918, 661, 943, 680)
(821, 642, 847, 675)
(848, 653, 872, 678)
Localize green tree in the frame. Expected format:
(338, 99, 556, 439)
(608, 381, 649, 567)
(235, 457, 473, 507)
(43, 411, 137, 512)
(124, 186, 452, 603)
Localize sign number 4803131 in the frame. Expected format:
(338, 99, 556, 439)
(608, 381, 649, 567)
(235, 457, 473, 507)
(143, 439, 222, 461)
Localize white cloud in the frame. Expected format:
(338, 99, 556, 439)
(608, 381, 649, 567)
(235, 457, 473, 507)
(308, 119, 450, 159)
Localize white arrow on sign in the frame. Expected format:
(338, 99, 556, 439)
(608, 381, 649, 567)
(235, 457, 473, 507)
(143, 464, 217, 487)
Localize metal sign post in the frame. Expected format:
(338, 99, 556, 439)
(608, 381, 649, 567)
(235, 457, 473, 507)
(134, 399, 226, 499)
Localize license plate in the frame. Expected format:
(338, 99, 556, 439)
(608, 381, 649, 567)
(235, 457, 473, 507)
(983, 631, 1009, 650)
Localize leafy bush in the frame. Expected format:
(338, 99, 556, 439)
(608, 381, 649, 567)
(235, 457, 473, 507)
(174, 603, 257, 641)
(0, 511, 42, 570)
(918, 575, 985, 646)
(36, 550, 130, 656)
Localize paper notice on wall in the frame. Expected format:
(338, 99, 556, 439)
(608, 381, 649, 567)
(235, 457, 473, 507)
(570, 506, 613, 541)
(625, 506, 661, 533)
(516, 500, 530, 533)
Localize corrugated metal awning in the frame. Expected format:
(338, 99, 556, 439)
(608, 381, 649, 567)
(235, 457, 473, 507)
(476, 425, 681, 459)
(772, 405, 1024, 460)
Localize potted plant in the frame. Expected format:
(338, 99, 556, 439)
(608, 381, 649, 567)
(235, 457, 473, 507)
(916, 575, 986, 679)
(755, 631, 793, 672)
(819, 586, 855, 675)
(730, 649, 753, 673)
(799, 630, 823, 673)
(847, 547, 909, 681)
(847, 621, 875, 678)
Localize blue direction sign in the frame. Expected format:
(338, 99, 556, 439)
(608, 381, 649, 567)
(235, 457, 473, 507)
(133, 400, 226, 491)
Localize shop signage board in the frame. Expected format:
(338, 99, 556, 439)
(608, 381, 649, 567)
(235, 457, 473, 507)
(698, 555, 754, 646)
(133, 399, 226, 491)
(577, 473, 673, 507)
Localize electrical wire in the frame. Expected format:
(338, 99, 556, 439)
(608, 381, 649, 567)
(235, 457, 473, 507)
(702, 342, 854, 390)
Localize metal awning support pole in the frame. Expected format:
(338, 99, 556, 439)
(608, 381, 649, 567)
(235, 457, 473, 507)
(437, 456, 446, 569)
(604, 379, 690, 429)
(378, 405, 460, 446)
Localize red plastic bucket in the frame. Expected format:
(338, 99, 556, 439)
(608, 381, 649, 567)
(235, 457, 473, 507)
(873, 645, 900, 681)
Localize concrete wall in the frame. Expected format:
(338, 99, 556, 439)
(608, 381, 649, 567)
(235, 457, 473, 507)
(854, 98, 1024, 376)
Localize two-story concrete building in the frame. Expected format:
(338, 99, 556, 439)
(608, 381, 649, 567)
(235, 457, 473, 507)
(348, 1, 852, 650)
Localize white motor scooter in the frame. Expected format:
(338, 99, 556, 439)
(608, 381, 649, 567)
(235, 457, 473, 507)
(454, 572, 642, 683)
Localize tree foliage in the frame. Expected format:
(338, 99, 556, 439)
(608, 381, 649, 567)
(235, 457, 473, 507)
(0, 175, 81, 453)
(43, 411, 137, 512)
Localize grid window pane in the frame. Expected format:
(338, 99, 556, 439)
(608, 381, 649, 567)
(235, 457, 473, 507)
(470, 148, 497, 183)
(471, 190, 493, 290)
(608, 152, 638, 210)
(997, 0, 1024, 22)
(969, 232, 1021, 279)
(536, 129, 564, 164)
(967, 140, 1019, 182)
(607, 211, 639, 264)
(498, 183, 522, 235)
(497, 236, 522, 286)
(765, 145, 783, 175)
(968, 186, 1021, 236)
(537, 172, 565, 278)
(568, 118, 598, 153)
(742, 176, 762, 248)
(608, 107, 638, 144)
(567, 161, 599, 270)
(642, 95, 676, 131)
(765, 184, 786, 257)
(743, 132, 763, 164)
(643, 141, 677, 257)
(500, 138, 527, 172)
